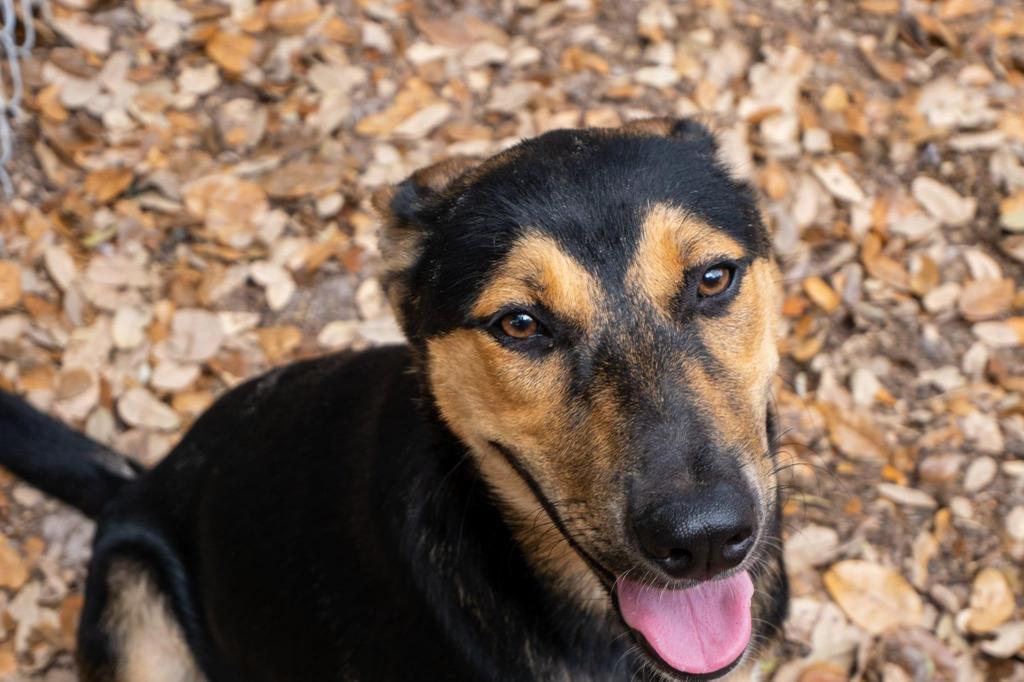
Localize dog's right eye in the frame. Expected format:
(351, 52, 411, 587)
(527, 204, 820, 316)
(499, 312, 541, 339)
(697, 264, 734, 298)
(484, 309, 557, 354)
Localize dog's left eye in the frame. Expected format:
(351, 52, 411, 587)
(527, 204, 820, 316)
(697, 264, 735, 298)
(499, 312, 542, 339)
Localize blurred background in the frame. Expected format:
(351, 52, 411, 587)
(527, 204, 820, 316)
(0, 0, 1023, 679)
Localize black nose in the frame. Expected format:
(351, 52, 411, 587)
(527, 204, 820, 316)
(631, 481, 757, 581)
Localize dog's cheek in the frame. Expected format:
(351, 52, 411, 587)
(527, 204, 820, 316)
(697, 258, 779, 449)
(421, 329, 622, 520)
(425, 330, 572, 455)
(426, 330, 625, 557)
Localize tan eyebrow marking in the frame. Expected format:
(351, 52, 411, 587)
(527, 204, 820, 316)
(627, 203, 745, 315)
(472, 232, 601, 326)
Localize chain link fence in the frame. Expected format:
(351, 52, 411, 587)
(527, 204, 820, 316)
(1, 0, 48, 198)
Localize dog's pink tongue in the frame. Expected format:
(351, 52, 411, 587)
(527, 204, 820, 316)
(617, 571, 754, 675)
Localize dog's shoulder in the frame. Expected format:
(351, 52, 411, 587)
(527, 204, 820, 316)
(193, 344, 415, 432)
(96, 343, 422, 562)
(86, 343, 449, 679)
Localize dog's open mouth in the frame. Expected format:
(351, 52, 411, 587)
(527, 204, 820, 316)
(615, 571, 754, 677)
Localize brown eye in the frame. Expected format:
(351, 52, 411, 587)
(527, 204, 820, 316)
(698, 265, 733, 297)
(500, 312, 539, 339)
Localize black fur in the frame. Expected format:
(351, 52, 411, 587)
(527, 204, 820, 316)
(0, 120, 786, 681)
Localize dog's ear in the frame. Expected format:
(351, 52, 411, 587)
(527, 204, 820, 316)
(371, 157, 479, 223)
(619, 117, 719, 150)
(372, 156, 480, 332)
(620, 116, 751, 181)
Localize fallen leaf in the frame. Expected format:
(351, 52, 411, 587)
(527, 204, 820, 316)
(963, 249, 1003, 280)
(318, 320, 359, 349)
(821, 84, 849, 111)
(488, 81, 542, 114)
(178, 63, 221, 96)
(1000, 192, 1024, 232)
(183, 174, 268, 249)
(151, 361, 200, 393)
(815, 160, 864, 202)
(0, 536, 28, 590)
(118, 388, 182, 431)
(877, 483, 937, 509)
(111, 307, 152, 350)
(84, 168, 134, 204)
(54, 367, 93, 401)
(206, 31, 259, 73)
(973, 318, 1024, 348)
(980, 622, 1024, 658)
(258, 325, 303, 362)
(0, 261, 22, 310)
(261, 162, 341, 199)
(356, 79, 436, 137)
(164, 309, 225, 363)
(267, 0, 321, 33)
(786, 524, 840, 574)
(823, 560, 923, 634)
(822, 405, 890, 461)
(393, 102, 452, 140)
(966, 568, 1015, 633)
(216, 98, 267, 150)
(911, 176, 977, 226)
(43, 246, 78, 291)
(52, 17, 111, 54)
(963, 456, 997, 493)
(250, 261, 296, 311)
(957, 277, 1015, 321)
(797, 661, 849, 682)
(803, 276, 841, 313)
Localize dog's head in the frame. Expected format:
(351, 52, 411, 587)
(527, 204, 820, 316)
(374, 119, 781, 679)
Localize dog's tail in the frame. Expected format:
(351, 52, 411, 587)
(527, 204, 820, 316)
(0, 390, 143, 518)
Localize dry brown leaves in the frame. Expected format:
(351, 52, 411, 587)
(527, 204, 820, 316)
(1, 0, 1023, 679)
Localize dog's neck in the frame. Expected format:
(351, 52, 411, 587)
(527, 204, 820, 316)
(471, 438, 610, 615)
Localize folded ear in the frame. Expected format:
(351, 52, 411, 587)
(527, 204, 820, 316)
(372, 156, 480, 222)
(621, 116, 754, 185)
(619, 116, 719, 150)
(372, 156, 479, 331)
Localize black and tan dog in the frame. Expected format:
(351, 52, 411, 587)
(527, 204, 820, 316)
(0, 118, 787, 681)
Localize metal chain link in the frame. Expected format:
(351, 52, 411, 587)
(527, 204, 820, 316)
(1, 0, 48, 198)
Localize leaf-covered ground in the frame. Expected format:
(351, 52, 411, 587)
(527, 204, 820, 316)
(1, 0, 1023, 679)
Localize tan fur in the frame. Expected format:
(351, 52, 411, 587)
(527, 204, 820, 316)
(472, 231, 601, 326)
(628, 204, 746, 316)
(697, 259, 780, 474)
(103, 561, 206, 682)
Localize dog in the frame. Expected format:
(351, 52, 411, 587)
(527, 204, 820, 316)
(0, 118, 787, 681)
